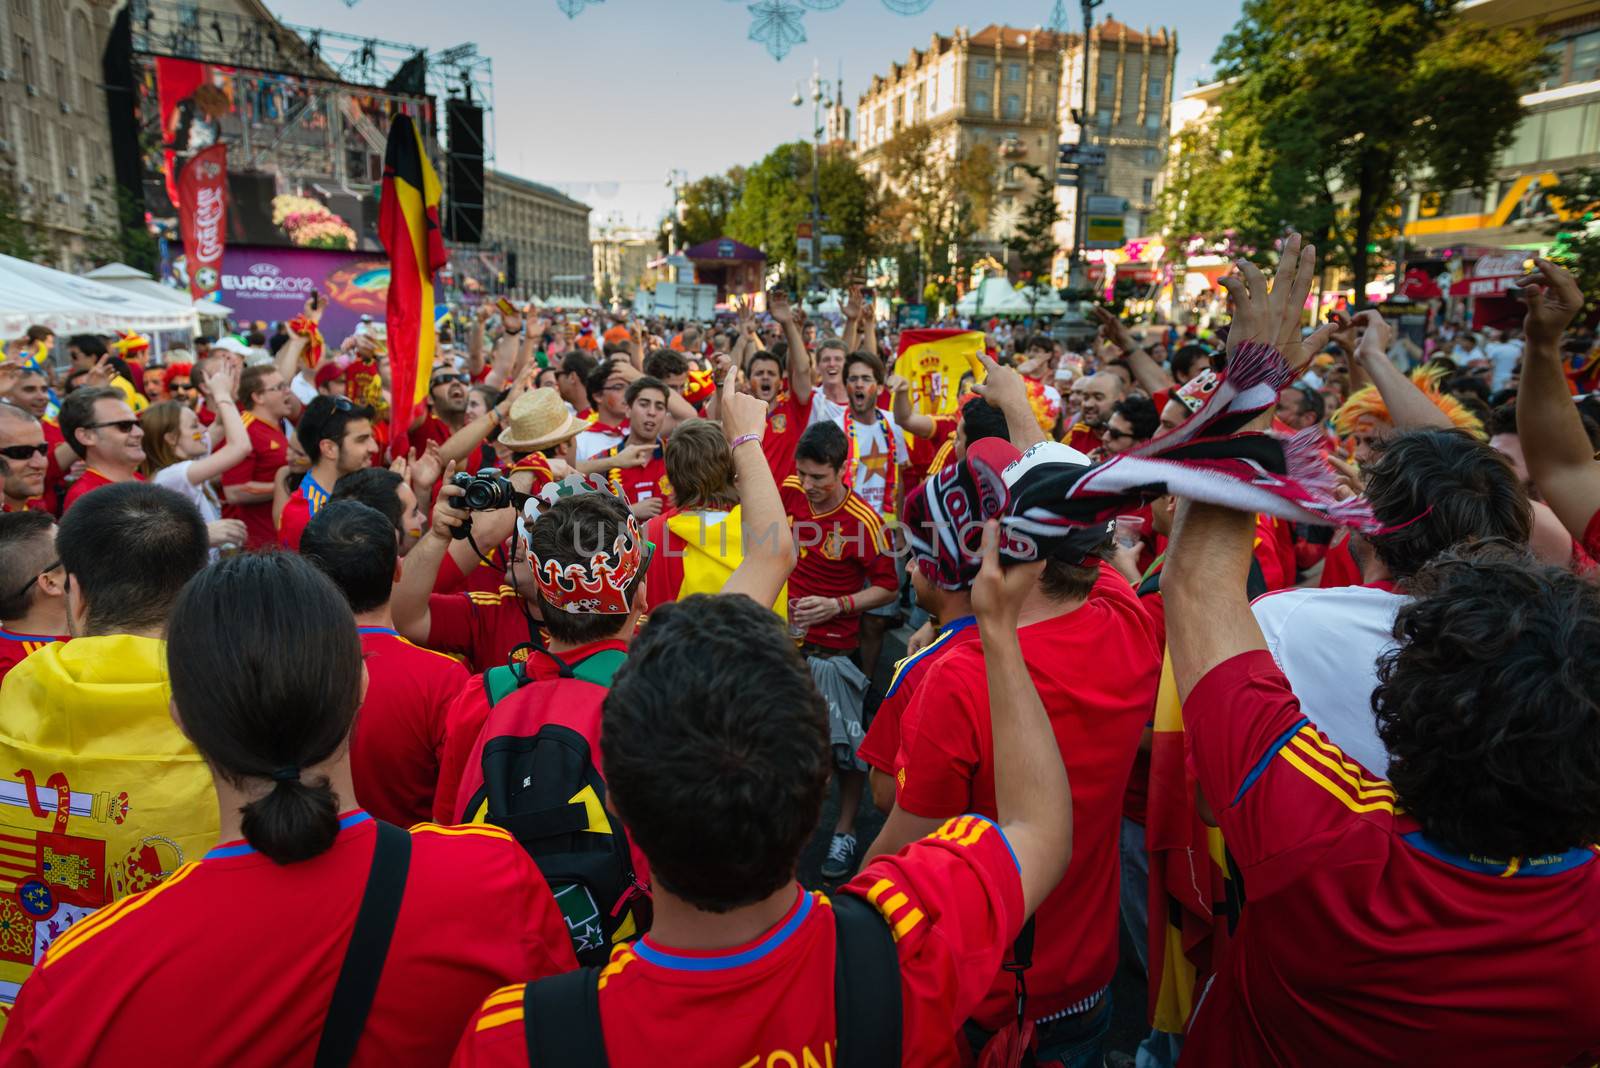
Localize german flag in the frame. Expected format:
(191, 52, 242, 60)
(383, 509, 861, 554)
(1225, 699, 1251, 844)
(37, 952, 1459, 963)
(1145, 651, 1238, 1037)
(379, 113, 447, 451)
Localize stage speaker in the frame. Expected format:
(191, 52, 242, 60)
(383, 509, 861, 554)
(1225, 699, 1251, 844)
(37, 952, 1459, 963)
(445, 99, 484, 245)
(506, 250, 518, 291)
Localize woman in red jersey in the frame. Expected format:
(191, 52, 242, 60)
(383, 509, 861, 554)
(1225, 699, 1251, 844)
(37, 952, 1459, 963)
(0, 552, 576, 1067)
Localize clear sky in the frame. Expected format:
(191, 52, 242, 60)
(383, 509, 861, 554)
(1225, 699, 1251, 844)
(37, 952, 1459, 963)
(265, 0, 1243, 231)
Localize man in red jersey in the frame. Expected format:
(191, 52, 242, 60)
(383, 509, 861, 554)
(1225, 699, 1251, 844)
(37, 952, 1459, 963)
(410, 367, 472, 454)
(277, 395, 379, 551)
(0, 512, 66, 682)
(58, 386, 144, 511)
(1061, 371, 1122, 454)
(451, 525, 1073, 1068)
(753, 288, 816, 484)
(221, 364, 291, 549)
(0, 402, 50, 514)
(2, 367, 67, 510)
(780, 421, 897, 880)
(301, 499, 468, 827)
(857, 440, 1020, 813)
(594, 377, 671, 519)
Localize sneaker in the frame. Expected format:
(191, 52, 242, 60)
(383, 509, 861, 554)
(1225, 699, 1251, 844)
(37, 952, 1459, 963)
(821, 832, 858, 880)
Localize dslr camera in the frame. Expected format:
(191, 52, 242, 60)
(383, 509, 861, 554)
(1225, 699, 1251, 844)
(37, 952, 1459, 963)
(450, 468, 521, 512)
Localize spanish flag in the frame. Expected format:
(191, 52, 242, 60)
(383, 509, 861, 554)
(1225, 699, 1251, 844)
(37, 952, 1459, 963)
(379, 114, 447, 451)
(1145, 651, 1237, 1036)
(644, 509, 786, 615)
(893, 329, 985, 416)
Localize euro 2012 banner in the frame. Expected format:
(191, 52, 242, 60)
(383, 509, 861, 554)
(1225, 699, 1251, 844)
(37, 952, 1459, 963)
(893, 329, 987, 416)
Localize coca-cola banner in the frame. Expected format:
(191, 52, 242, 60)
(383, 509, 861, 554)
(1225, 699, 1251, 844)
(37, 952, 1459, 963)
(178, 144, 228, 301)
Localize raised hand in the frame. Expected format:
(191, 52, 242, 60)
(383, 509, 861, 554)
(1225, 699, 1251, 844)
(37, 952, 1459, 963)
(719, 360, 768, 444)
(972, 351, 1026, 412)
(971, 519, 1044, 629)
(1218, 232, 1335, 374)
(84, 353, 115, 388)
(614, 442, 654, 470)
(768, 288, 794, 326)
(1351, 310, 1391, 369)
(1515, 257, 1585, 350)
(1090, 304, 1135, 354)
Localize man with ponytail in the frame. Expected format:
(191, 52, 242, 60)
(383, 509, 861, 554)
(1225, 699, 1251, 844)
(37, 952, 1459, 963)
(0, 482, 211, 1029)
(0, 552, 577, 1065)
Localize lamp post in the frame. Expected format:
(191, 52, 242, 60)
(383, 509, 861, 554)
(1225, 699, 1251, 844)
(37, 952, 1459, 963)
(792, 65, 837, 305)
(664, 168, 688, 255)
(1070, 0, 1104, 291)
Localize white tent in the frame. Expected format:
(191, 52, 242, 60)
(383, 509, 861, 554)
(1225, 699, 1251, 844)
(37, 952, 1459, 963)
(84, 261, 234, 322)
(956, 277, 1030, 318)
(1, 254, 197, 336)
(1014, 285, 1069, 316)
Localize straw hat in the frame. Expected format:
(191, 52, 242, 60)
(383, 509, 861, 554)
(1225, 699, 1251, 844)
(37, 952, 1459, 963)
(498, 387, 588, 452)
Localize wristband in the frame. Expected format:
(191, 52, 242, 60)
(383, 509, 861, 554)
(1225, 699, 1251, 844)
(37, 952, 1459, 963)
(730, 432, 760, 452)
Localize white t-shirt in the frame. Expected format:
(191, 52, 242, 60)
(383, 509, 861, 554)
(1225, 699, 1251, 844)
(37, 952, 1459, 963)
(152, 460, 222, 525)
(807, 386, 848, 428)
(1251, 584, 1407, 776)
(575, 422, 628, 462)
(842, 411, 908, 517)
(1483, 339, 1523, 391)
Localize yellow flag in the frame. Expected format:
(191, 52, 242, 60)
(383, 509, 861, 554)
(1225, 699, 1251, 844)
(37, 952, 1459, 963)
(892, 329, 986, 416)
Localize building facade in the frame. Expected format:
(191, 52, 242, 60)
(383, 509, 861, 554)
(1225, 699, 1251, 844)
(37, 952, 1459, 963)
(484, 168, 592, 301)
(1055, 18, 1178, 256)
(855, 25, 1066, 258)
(1400, 0, 1600, 253)
(591, 225, 656, 305)
(0, 0, 119, 270)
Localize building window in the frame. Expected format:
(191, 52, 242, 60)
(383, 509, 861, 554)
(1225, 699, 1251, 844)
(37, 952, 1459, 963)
(974, 90, 991, 114)
(1574, 31, 1600, 85)
(1003, 94, 1021, 119)
(1142, 178, 1154, 200)
(1098, 73, 1115, 98)
(1006, 62, 1022, 82)
(973, 59, 992, 82)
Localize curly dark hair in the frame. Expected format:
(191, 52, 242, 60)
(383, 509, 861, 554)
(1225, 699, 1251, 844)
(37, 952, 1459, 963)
(601, 594, 829, 912)
(1375, 544, 1600, 858)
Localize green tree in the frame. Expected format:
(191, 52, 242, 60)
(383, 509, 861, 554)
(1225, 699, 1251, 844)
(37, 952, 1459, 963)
(1547, 170, 1600, 313)
(876, 125, 994, 296)
(1181, 0, 1543, 302)
(658, 170, 747, 253)
(1003, 163, 1060, 307)
(84, 188, 158, 273)
(724, 141, 877, 288)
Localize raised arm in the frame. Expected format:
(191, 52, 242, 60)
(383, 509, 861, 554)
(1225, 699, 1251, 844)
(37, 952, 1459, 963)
(1515, 258, 1600, 540)
(972, 352, 1045, 450)
(718, 370, 795, 606)
(183, 359, 253, 483)
(769, 288, 814, 396)
(888, 373, 935, 438)
(392, 474, 471, 644)
(1348, 311, 1453, 431)
(1092, 305, 1174, 393)
(970, 523, 1070, 917)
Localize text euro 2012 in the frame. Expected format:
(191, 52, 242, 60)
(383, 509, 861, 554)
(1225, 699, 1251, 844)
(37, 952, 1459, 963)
(738, 1042, 835, 1068)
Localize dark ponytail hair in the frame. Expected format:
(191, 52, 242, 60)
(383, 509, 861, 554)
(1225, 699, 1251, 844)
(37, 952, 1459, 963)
(166, 552, 365, 864)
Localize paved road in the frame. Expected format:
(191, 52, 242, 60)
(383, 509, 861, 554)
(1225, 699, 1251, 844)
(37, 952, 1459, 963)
(795, 624, 1151, 1060)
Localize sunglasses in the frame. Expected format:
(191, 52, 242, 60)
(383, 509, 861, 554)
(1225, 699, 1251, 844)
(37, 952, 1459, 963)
(431, 373, 470, 387)
(169, 382, 195, 392)
(86, 420, 140, 434)
(1101, 427, 1137, 442)
(0, 442, 48, 460)
(12, 559, 60, 602)
(330, 396, 355, 412)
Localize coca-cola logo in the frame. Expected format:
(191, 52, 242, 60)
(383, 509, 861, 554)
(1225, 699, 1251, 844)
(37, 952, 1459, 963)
(194, 188, 224, 262)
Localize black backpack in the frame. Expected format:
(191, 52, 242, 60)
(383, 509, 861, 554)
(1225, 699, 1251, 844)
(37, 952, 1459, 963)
(455, 646, 649, 967)
(521, 891, 903, 1067)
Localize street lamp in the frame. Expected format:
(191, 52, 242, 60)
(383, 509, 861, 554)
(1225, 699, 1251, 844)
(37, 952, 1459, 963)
(791, 64, 837, 305)
(664, 168, 688, 254)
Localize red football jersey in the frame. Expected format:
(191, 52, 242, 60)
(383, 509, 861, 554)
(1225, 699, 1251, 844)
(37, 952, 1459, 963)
(433, 638, 629, 827)
(902, 412, 957, 492)
(352, 628, 470, 827)
(1584, 507, 1600, 562)
(857, 615, 977, 776)
(275, 474, 332, 551)
(0, 630, 64, 686)
(779, 478, 896, 651)
(1182, 651, 1600, 1065)
(760, 387, 814, 484)
(598, 442, 670, 505)
(451, 815, 1024, 1068)
(426, 586, 539, 674)
(0, 814, 578, 1067)
(1318, 533, 1364, 588)
(893, 564, 1160, 1026)
(409, 412, 455, 457)
(40, 419, 64, 515)
(222, 413, 289, 549)
(1062, 422, 1102, 454)
(61, 468, 139, 513)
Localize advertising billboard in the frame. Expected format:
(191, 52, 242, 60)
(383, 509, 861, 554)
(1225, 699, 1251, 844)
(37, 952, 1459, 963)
(134, 54, 433, 254)
(213, 247, 390, 341)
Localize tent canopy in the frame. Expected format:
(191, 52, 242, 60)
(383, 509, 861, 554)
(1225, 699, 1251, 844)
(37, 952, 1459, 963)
(957, 277, 1030, 317)
(1, 255, 197, 336)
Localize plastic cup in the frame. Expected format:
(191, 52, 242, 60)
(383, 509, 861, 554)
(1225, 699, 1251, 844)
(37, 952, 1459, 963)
(787, 598, 807, 640)
(1113, 514, 1146, 549)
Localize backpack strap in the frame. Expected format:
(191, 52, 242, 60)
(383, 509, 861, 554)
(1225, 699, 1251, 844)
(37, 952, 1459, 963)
(313, 821, 412, 1068)
(832, 892, 902, 1068)
(571, 648, 627, 687)
(483, 660, 528, 708)
(524, 966, 609, 1068)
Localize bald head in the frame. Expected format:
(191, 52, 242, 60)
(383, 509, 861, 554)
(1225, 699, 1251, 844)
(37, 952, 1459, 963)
(1079, 373, 1124, 429)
